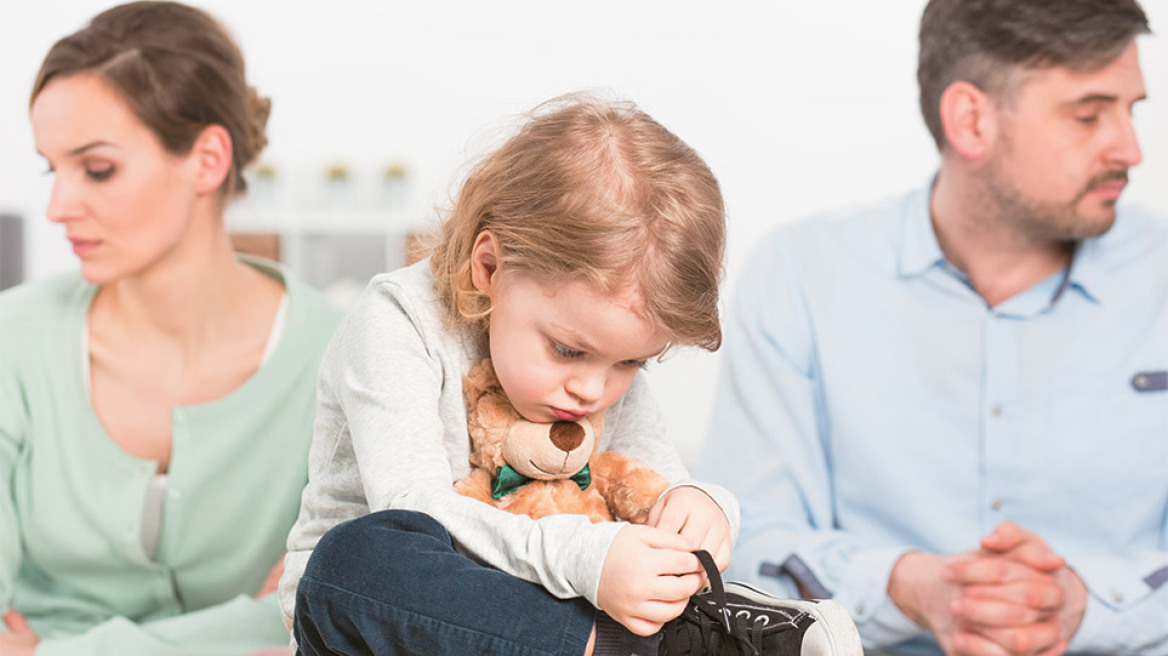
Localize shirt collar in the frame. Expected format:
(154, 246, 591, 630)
(897, 177, 946, 279)
(1061, 238, 1104, 304)
(896, 175, 1103, 304)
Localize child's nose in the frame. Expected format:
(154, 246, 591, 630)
(566, 372, 604, 405)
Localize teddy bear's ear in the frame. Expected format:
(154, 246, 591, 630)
(464, 359, 504, 412)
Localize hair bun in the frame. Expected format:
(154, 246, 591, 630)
(244, 85, 271, 165)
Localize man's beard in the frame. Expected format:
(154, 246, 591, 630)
(982, 163, 1126, 245)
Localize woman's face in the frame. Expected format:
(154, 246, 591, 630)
(30, 73, 200, 285)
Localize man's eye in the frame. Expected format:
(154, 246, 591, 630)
(1075, 115, 1100, 125)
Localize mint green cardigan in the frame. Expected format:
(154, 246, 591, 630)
(0, 258, 341, 655)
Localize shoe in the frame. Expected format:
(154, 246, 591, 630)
(659, 551, 863, 655)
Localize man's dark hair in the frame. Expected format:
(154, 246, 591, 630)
(918, 0, 1150, 150)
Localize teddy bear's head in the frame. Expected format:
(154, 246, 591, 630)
(464, 359, 604, 482)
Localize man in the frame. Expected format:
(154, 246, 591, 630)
(698, 1, 1167, 654)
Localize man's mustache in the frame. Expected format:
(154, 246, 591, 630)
(1086, 169, 1129, 189)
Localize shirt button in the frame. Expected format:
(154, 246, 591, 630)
(1134, 375, 1148, 389)
(991, 499, 1003, 511)
(854, 603, 864, 616)
(991, 405, 1003, 417)
(1112, 592, 1124, 603)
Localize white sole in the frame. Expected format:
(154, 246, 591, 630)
(723, 582, 864, 656)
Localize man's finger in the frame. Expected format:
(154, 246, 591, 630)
(962, 581, 1065, 611)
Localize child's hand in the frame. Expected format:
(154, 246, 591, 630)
(597, 525, 703, 636)
(647, 486, 731, 572)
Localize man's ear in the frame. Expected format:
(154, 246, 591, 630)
(187, 124, 233, 195)
(470, 231, 500, 294)
(938, 81, 998, 161)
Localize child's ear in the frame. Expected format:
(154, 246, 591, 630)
(470, 231, 501, 294)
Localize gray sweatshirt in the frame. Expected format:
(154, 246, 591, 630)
(279, 260, 740, 627)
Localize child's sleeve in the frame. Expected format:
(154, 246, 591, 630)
(282, 277, 624, 617)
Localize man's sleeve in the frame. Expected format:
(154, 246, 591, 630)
(695, 233, 924, 649)
(1067, 552, 1168, 653)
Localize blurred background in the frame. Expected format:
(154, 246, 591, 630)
(2, 0, 1166, 465)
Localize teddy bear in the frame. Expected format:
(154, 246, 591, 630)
(453, 359, 669, 524)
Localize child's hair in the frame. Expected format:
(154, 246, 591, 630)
(430, 93, 726, 352)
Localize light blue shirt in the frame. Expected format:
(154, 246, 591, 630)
(698, 182, 1168, 655)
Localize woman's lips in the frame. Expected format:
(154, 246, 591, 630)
(69, 238, 100, 256)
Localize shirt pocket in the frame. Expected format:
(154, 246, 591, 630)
(1047, 371, 1168, 507)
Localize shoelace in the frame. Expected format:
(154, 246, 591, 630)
(672, 550, 763, 656)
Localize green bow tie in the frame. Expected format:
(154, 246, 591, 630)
(491, 463, 592, 499)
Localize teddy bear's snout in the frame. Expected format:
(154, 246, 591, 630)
(549, 422, 586, 452)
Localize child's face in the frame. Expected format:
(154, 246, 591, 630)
(480, 266, 666, 425)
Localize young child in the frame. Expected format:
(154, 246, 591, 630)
(279, 95, 735, 655)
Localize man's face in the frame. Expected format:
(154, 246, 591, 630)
(984, 41, 1145, 242)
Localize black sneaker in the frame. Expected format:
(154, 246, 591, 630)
(659, 551, 863, 655)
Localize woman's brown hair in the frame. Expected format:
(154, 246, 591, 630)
(30, 1, 270, 196)
(430, 94, 726, 352)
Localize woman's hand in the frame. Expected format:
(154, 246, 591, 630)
(257, 555, 285, 598)
(0, 610, 38, 656)
(647, 486, 732, 572)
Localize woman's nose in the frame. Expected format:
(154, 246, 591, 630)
(45, 177, 83, 224)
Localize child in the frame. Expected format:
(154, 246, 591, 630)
(280, 95, 843, 656)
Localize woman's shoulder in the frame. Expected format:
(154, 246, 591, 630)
(0, 272, 90, 331)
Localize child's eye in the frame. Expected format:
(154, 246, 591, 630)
(621, 359, 650, 371)
(551, 342, 584, 360)
(86, 165, 115, 181)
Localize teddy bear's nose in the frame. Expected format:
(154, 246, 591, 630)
(549, 421, 585, 452)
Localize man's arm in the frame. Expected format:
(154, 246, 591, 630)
(696, 234, 925, 649)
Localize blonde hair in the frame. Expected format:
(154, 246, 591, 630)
(429, 93, 726, 352)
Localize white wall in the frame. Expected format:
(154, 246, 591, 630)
(3, 0, 1167, 465)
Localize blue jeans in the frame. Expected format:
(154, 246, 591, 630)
(294, 509, 596, 655)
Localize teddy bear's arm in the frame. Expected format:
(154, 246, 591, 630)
(453, 468, 496, 506)
(590, 451, 670, 525)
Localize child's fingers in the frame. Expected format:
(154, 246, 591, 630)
(648, 571, 703, 603)
(636, 524, 698, 554)
(651, 498, 689, 538)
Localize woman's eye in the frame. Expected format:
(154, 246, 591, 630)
(552, 342, 584, 360)
(86, 166, 114, 181)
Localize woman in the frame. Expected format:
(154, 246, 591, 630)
(0, 2, 341, 654)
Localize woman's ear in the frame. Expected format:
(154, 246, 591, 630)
(188, 124, 233, 195)
(938, 80, 998, 161)
(470, 231, 500, 294)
